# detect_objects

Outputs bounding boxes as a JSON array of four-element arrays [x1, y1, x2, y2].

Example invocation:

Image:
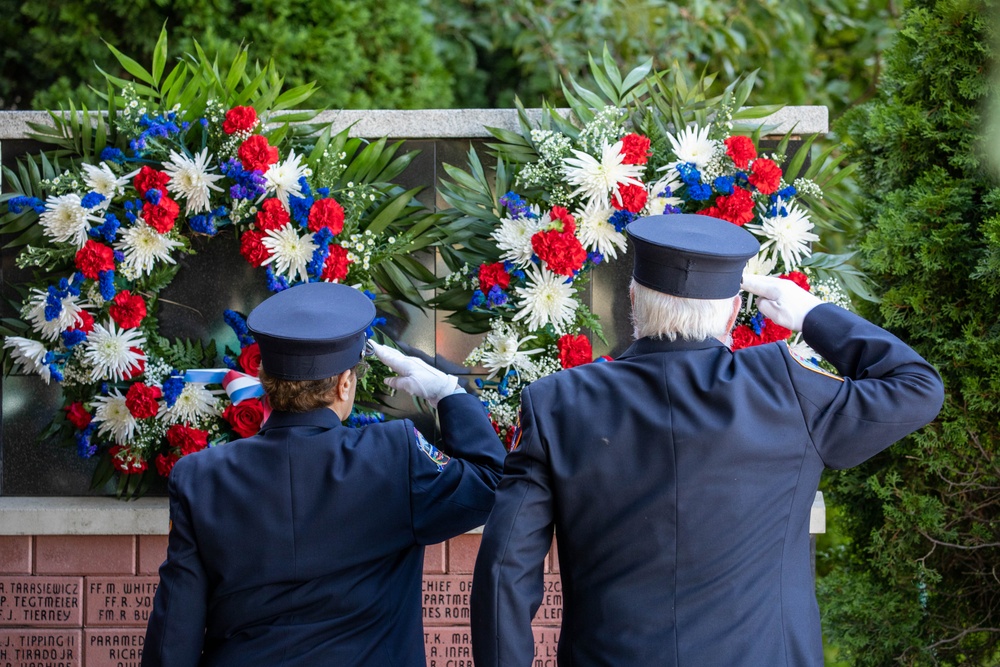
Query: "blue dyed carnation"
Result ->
[[713, 176, 735, 196], [688, 183, 713, 201], [161, 376, 186, 408], [80, 192, 106, 209], [62, 328, 88, 348], [100, 147, 126, 164], [98, 270, 116, 301], [609, 209, 636, 233]]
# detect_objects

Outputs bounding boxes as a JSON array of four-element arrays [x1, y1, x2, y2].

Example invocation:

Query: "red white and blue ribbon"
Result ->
[[183, 369, 265, 405]]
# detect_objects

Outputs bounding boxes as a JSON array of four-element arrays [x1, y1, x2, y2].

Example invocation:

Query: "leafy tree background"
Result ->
[[0, 0, 455, 110], [818, 0, 1000, 664], [2, 0, 893, 117]]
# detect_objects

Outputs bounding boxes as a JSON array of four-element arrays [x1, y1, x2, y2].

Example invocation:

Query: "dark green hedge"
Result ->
[[821, 0, 1000, 664], [0, 0, 453, 110]]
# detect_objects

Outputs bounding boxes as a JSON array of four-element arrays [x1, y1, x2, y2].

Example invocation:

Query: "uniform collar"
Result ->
[[617, 336, 729, 360], [258, 407, 343, 433]]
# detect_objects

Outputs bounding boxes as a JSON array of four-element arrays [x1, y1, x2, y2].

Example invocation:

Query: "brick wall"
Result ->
[[0, 533, 560, 667]]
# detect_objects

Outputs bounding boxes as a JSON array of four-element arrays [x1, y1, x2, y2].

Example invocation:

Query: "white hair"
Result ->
[[630, 279, 737, 342]]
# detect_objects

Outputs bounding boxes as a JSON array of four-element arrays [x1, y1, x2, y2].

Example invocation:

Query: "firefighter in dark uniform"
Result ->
[[142, 281, 505, 667], [470, 214, 944, 667]]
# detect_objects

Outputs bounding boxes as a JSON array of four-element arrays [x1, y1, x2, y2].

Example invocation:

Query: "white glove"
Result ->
[[371, 342, 462, 408], [740, 274, 823, 332]]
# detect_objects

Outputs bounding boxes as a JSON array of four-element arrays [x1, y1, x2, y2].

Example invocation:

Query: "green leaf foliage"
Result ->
[[3, 0, 452, 111], [822, 0, 1000, 664]]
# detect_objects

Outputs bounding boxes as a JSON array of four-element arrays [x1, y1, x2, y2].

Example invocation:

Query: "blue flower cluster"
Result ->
[[76, 423, 97, 459], [499, 192, 536, 220], [130, 111, 188, 154], [44, 274, 85, 322], [223, 309, 256, 347], [100, 147, 127, 164], [189, 206, 228, 236], [220, 159, 266, 200], [346, 409, 386, 428], [161, 376, 185, 408], [6, 196, 45, 215], [89, 212, 121, 243]]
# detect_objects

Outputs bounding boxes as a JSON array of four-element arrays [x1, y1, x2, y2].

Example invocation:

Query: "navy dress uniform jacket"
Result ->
[[470, 304, 944, 666], [143, 392, 504, 667]]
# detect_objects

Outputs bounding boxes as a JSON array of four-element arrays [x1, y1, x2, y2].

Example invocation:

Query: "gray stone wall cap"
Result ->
[[0, 107, 827, 141]]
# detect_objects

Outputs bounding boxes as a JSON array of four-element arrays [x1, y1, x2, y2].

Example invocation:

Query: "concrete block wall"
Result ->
[[0, 533, 561, 666]]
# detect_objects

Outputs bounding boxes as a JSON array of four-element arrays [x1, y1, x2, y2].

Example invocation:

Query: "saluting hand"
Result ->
[[370, 342, 462, 407], [741, 274, 823, 332]]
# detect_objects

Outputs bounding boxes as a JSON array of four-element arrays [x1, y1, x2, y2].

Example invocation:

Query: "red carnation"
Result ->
[[123, 348, 145, 380], [321, 244, 352, 282], [308, 198, 345, 234], [620, 133, 651, 165], [134, 166, 170, 197], [761, 318, 793, 343], [731, 324, 761, 351], [108, 290, 147, 329], [780, 271, 810, 291], [478, 262, 511, 294], [142, 195, 180, 234], [238, 342, 262, 377], [238, 134, 279, 173], [223, 399, 265, 438], [239, 230, 270, 267], [710, 187, 755, 226], [222, 106, 258, 134], [109, 445, 148, 474], [64, 402, 92, 430], [549, 206, 576, 234], [256, 197, 291, 231], [74, 240, 115, 280], [557, 334, 593, 369], [725, 136, 757, 170], [531, 229, 587, 276], [613, 183, 648, 214], [166, 423, 209, 456], [125, 382, 162, 419], [155, 452, 181, 478], [71, 309, 95, 334], [748, 158, 782, 195]]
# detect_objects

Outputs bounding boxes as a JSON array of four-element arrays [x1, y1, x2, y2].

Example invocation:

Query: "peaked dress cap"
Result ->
[[626, 214, 760, 299], [247, 282, 375, 380]]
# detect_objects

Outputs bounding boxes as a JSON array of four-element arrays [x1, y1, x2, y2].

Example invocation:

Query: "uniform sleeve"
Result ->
[[471, 386, 554, 667], [792, 303, 945, 469], [142, 464, 208, 667], [408, 391, 506, 544]]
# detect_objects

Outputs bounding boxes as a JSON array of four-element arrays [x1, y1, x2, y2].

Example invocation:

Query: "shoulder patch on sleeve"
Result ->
[[785, 342, 844, 382], [509, 410, 523, 452], [414, 427, 451, 471]]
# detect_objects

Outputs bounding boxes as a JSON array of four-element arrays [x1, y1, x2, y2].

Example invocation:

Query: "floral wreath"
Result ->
[[434, 52, 870, 448], [0, 30, 442, 497]]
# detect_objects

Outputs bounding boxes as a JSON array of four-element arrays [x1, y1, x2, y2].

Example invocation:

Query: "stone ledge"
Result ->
[[0, 494, 825, 536], [0, 107, 827, 141]]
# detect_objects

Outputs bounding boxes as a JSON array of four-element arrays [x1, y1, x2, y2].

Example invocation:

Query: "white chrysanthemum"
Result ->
[[479, 322, 543, 379], [575, 199, 626, 260], [563, 141, 644, 206], [163, 148, 225, 215], [643, 173, 685, 216], [261, 223, 317, 283], [39, 193, 105, 248], [667, 124, 719, 170], [91, 389, 137, 445], [263, 149, 308, 210], [743, 252, 778, 278], [159, 383, 220, 424], [24, 288, 90, 341], [114, 222, 183, 277], [747, 200, 819, 270], [513, 266, 579, 332], [3, 336, 52, 383], [81, 321, 146, 382], [82, 162, 135, 201], [492, 208, 547, 267]]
